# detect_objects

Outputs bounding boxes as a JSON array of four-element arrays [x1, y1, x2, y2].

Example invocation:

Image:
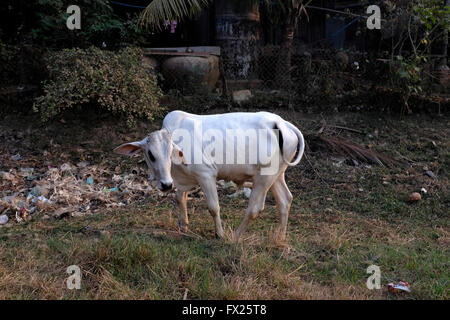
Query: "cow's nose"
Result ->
[[160, 182, 173, 191]]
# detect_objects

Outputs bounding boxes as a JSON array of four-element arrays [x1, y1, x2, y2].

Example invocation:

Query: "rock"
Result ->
[[0, 214, 8, 225], [409, 192, 422, 202], [232, 90, 252, 104]]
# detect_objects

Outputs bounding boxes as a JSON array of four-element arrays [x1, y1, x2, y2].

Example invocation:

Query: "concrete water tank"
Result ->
[[215, 0, 260, 80]]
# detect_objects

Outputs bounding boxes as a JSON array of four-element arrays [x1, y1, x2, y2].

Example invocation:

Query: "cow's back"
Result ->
[[163, 110, 282, 133]]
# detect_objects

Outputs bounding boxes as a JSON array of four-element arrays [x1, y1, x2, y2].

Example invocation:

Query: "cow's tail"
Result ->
[[277, 120, 305, 166]]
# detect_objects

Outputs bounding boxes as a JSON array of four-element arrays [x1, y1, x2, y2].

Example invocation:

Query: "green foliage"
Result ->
[[33, 47, 164, 124], [24, 0, 151, 48], [386, 0, 449, 111], [413, 0, 450, 32], [139, 0, 210, 31]]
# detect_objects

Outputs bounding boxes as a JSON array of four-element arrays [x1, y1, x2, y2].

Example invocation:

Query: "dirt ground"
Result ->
[[0, 109, 448, 299]]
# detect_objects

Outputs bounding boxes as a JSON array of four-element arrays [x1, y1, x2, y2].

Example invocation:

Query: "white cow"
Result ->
[[114, 110, 305, 241]]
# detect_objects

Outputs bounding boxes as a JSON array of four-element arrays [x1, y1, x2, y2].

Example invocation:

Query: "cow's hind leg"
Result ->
[[270, 173, 293, 242], [233, 175, 277, 241], [176, 190, 189, 232], [199, 178, 225, 238]]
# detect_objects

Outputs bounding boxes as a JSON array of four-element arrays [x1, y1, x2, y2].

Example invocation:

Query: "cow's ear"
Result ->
[[171, 143, 186, 165], [114, 141, 144, 156]]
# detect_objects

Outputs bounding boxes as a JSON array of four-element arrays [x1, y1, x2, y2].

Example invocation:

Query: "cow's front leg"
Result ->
[[199, 178, 225, 238], [176, 190, 189, 232]]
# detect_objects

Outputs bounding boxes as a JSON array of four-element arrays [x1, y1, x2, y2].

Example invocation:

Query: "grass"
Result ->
[[0, 110, 449, 299]]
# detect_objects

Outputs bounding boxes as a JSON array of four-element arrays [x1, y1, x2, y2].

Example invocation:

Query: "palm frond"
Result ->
[[308, 135, 397, 167], [139, 0, 211, 31]]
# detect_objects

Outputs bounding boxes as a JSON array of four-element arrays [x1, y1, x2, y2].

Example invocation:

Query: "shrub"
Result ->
[[33, 47, 164, 124]]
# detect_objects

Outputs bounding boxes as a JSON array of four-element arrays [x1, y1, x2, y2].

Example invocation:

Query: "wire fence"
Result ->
[[155, 45, 367, 95], [155, 43, 448, 101]]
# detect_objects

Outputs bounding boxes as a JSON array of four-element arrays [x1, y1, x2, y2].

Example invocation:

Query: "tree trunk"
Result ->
[[275, 2, 300, 88], [276, 20, 295, 86]]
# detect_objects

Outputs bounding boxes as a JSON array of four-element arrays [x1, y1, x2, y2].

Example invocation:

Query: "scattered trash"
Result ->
[[11, 153, 22, 161], [409, 192, 422, 202], [30, 185, 50, 198], [0, 160, 154, 222], [229, 188, 252, 199], [77, 161, 89, 168], [0, 171, 15, 181], [388, 281, 411, 293], [218, 180, 237, 190], [425, 170, 436, 179], [0, 214, 8, 225], [60, 163, 73, 172], [103, 187, 118, 193], [232, 90, 252, 104], [420, 187, 427, 194], [243, 187, 251, 198], [18, 167, 34, 177], [27, 193, 52, 205]]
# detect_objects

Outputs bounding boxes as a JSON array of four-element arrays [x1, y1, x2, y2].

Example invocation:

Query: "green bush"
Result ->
[[33, 47, 164, 124]]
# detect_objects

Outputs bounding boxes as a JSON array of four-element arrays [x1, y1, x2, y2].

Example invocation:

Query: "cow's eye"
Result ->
[[147, 150, 155, 162]]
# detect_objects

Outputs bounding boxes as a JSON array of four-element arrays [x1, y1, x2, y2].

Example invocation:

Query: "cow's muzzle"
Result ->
[[160, 182, 173, 192]]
